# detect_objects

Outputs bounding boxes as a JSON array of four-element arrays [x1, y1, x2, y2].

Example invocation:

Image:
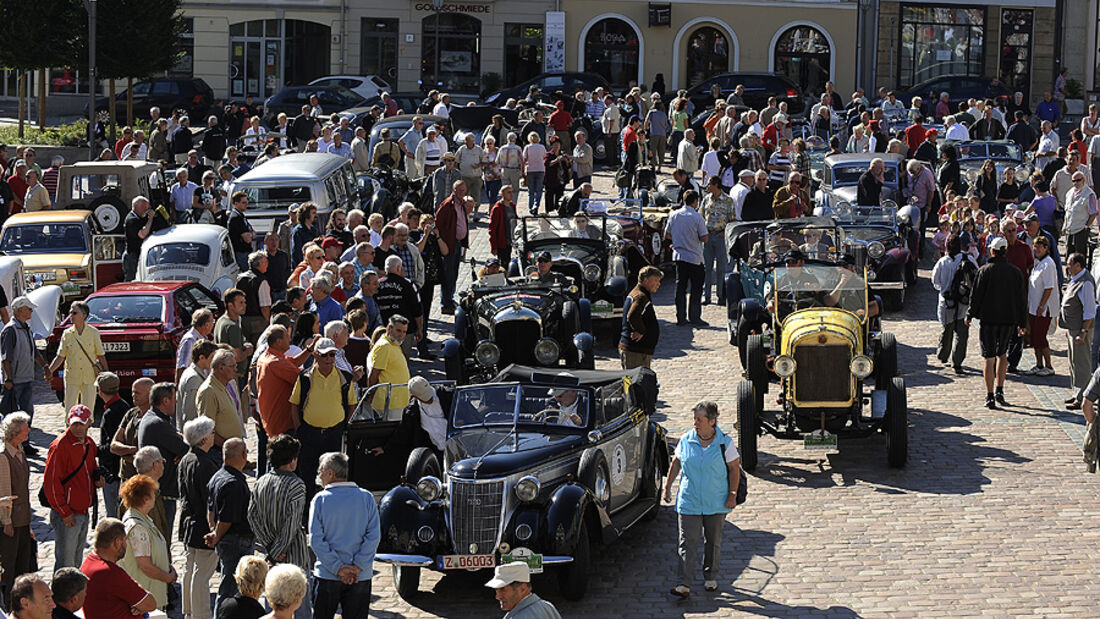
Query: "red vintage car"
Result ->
[[46, 281, 223, 400]]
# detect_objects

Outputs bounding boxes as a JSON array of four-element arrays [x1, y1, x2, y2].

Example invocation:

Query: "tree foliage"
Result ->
[[0, 0, 83, 70], [78, 0, 187, 79]]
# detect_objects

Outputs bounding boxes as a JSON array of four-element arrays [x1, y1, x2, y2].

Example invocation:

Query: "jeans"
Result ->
[[526, 171, 545, 213], [937, 319, 969, 368], [101, 480, 120, 519], [51, 511, 90, 569], [485, 179, 502, 206], [122, 250, 139, 281], [441, 251, 461, 311], [702, 234, 728, 304], [677, 512, 724, 585], [297, 421, 346, 499], [235, 251, 250, 272], [1, 382, 34, 419], [675, 261, 705, 323], [214, 533, 255, 612], [312, 577, 372, 619], [418, 285, 435, 355], [546, 186, 564, 214], [183, 546, 218, 619]]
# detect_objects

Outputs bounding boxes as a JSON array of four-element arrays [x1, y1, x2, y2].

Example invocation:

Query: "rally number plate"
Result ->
[[803, 431, 838, 451]]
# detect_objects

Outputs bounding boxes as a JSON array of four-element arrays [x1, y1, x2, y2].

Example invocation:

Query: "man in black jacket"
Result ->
[[201, 115, 227, 167], [170, 116, 193, 165], [966, 236, 1027, 408], [856, 158, 884, 205], [619, 265, 663, 369], [741, 170, 775, 221], [290, 104, 316, 152]]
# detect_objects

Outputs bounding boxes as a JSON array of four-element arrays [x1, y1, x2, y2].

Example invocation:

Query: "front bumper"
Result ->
[[868, 280, 904, 290], [374, 553, 574, 569]]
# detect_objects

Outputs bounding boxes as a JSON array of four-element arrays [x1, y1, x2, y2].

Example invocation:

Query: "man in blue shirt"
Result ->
[[354, 271, 383, 334], [1, 296, 48, 454], [309, 452, 379, 619], [1037, 91, 1060, 126], [664, 190, 709, 326], [310, 275, 345, 329]]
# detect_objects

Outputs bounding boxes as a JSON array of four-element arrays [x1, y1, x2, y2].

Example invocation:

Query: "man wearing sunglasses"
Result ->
[[1062, 171, 1098, 259]]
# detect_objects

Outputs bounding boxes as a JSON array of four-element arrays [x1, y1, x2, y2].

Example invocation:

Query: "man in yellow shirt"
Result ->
[[367, 316, 410, 421], [196, 349, 245, 459], [289, 337, 357, 496]]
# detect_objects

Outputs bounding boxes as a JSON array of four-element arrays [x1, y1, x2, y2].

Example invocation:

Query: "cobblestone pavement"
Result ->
[[19, 167, 1100, 617]]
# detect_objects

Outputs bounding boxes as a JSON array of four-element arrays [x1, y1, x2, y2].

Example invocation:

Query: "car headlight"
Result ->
[[1015, 167, 1029, 183], [533, 338, 560, 365], [474, 341, 501, 367], [514, 476, 540, 502], [867, 270, 877, 281], [774, 355, 797, 377], [415, 476, 442, 502], [867, 241, 885, 259], [850, 355, 874, 378], [882, 199, 898, 209], [965, 169, 979, 184], [583, 264, 601, 282]]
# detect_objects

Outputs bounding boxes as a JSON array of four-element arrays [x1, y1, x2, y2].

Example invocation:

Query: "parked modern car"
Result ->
[[888, 75, 1012, 111], [484, 72, 613, 106], [86, 78, 215, 124], [54, 160, 160, 234], [309, 75, 392, 101], [686, 72, 805, 117], [372, 364, 665, 601], [136, 225, 240, 297], [366, 114, 448, 160], [0, 210, 125, 303], [262, 85, 365, 125], [45, 281, 223, 399], [228, 153, 360, 236]]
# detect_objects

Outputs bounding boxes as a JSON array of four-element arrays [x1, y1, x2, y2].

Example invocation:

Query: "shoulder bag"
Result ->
[[39, 442, 91, 509]]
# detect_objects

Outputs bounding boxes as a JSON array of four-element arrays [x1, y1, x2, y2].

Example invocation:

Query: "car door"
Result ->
[[595, 382, 643, 512], [212, 235, 240, 297], [91, 232, 125, 291], [149, 80, 181, 117]]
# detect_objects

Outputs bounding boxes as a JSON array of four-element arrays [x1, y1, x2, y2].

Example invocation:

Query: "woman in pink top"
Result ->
[[522, 132, 547, 215]]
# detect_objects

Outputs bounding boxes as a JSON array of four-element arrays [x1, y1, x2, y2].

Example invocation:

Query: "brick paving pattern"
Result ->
[[16, 167, 1100, 617]]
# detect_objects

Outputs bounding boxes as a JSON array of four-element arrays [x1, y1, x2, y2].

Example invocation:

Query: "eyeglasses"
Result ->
[[1074, 178, 1085, 183], [319, 352, 337, 358]]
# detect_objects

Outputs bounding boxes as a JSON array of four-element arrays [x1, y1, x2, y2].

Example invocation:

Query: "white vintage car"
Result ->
[[0, 256, 63, 338], [136, 225, 240, 298]]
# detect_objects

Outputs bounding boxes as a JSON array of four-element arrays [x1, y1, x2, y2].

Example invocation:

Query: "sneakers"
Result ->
[[1037, 367, 1055, 377], [995, 391, 1007, 406], [670, 585, 690, 599], [704, 580, 718, 592], [1023, 365, 1043, 376], [985, 394, 997, 409]]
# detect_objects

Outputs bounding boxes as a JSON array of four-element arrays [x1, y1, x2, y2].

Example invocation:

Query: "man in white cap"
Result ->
[[545, 374, 585, 426], [369, 375, 446, 458], [485, 561, 561, 618], [1, 296, 48, 455]]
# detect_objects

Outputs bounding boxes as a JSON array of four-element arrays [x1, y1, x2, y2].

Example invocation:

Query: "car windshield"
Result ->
[[240, 186, 312, 211], [452, 384, 588, 429], [770, 264, 868, 318], [521, 216, 620, 242], [69, 174, 121, 201], [0, 223, 87, 254], [87, 295, 165, 324], [843, 226, 895, 243], [831, 164, 898, 186], [758, 224, 843, 263], [957, 142, 1021, 161], [823, 206, 896, 227], [144, 242, 211, 266]]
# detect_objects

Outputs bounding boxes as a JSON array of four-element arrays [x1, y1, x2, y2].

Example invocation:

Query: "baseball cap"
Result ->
[[1022, 213, 1039, 223], [486, 256, 501, 266], [10, 296, 36, 311], [485, 562, 531, 589], [774, 114, 787, 124], [321, 237, 342, 250], [94, 372, 120, 393], [408, 376, 435, 402], [68, 405, 92, 425], [738, 169, 755, 179], [988, 236, 1008, 251], [536, 251, 552, 262], [314, 337, 338, 355]]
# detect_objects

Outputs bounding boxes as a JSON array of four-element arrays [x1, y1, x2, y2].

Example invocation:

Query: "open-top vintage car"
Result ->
[[582, 198, 670, 267], [373, 365, 665, 601], [442, 265, 595, 385], [819, 204, 918, 310], [512, 215, 640, 321], [813, 153, 904, 209], [955, 140, 1032, 193]]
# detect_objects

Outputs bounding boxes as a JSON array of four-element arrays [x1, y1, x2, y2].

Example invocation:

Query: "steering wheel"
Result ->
[[531, 408, 559, 423]]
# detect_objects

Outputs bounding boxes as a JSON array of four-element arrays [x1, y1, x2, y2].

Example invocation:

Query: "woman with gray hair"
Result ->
[[263, 563, 309, 617], [178, 416, 220, 619], [662, 401, 740, 598], [0, 411, 35, 598]]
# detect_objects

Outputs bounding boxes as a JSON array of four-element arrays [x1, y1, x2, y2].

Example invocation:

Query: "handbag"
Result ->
[[39, 442, 91, 509], [614, 167, 633, 189], [720, 441, 748, 506], [72, 333, 105, 375]]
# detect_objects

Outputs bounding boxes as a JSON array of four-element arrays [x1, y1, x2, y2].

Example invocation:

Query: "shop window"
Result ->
[[422, 14, 482, 93], [773, 25, 830, 96], [505, 24, 544, 87], [899, 5, 985, 88], [686, 27, 729, 86], [583, 18, 639, 90], [169, 18, 194, 78], [361, 18, 399, 82]]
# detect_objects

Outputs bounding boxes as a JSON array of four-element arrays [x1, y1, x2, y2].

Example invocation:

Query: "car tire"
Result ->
[[405, 447, 441, 484], [641, 441, 662, 521], [746, 333, 767, 412], [577, 448, 610, 507], [557, 517, 590, 601], [737, 380, 759, 472], [392, 565, 420, 601], [444, 353, 464, 383], [562, 300, 580, 334], [89, 196, 128, 234], [886, 376, 908, 468], [876, 332, 898, 390]]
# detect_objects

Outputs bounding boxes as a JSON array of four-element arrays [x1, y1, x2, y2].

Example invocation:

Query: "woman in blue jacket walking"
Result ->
[[663, 400, 741, 598]]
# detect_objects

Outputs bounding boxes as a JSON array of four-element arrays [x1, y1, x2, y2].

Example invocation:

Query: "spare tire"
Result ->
[[577, 448, 610, 507], [89, 195, 128, 234]]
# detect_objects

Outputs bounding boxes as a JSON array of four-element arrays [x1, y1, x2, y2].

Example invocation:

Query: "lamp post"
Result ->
[[433, 0, 442, 88], [83, 0, 97, 161]]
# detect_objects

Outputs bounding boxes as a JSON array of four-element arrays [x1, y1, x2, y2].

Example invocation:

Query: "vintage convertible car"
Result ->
[[819, 204, 918, 310], [442, 267, 595, 385], [512, 215, 639, 321], [373, 365, 665, 601], [582, 198, 669, 267], [956, 140, 1032, 193], [731, 222, 907, 471], [814, 153, 904, 209]]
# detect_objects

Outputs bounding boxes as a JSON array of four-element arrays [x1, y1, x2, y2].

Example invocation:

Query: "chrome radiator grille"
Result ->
[[449, 479, 504, 554]]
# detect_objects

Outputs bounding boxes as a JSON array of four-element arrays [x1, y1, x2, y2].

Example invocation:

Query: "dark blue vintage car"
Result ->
[[820, 205, 918, 310], [373, 365, 665, 601]]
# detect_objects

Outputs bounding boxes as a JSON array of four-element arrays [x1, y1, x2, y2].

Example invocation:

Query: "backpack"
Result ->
[[943, 255, 977, 308]]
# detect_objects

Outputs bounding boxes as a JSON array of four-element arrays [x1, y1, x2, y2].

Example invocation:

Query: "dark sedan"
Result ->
[[686, 72, 805, 117], [886, 75, 1011, 112], [484, 72, 612, 106], [262, 85, 365, 125], [86, 78, 215, 124]]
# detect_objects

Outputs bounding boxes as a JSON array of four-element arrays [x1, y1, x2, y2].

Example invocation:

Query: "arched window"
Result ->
[[583, 19, 639, 90], [422, 14, 482, 92], [774, 25, 831, 95], [686, 27, 729, 86]]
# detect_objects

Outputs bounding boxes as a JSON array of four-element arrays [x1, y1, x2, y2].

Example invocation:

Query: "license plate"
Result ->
[[593, 300, 614, 315], [437, 554, 495, 570], [803, 430, 838, 451], [501, 548, 543, 574], [102, 342, 130, 353], [61, 282, 80, 294]]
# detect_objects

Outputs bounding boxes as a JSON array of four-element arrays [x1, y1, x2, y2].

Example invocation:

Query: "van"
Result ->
[[228, 153, 360, 237]]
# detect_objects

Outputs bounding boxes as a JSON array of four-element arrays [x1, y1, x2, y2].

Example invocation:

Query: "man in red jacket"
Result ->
[[44, 405, 104, 568], [435, 180, 472, 314], [489, 184, 518, 266]]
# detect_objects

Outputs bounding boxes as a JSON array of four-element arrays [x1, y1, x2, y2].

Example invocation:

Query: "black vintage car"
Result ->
[[441, 269, 595, 384], [819, 205, 919, 311], [373, 365, 666, 601], [512, 215, 646, 322]]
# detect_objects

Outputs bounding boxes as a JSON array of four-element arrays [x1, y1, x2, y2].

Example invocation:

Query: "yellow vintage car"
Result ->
[[0, 210, 125, 303], [737, 260, 907, 471]]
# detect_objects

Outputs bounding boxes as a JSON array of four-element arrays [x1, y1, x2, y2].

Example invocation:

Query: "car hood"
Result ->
[[447, 430, 586, 479], [829, 186, 859, 204], [15, 253, 90, 270]]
